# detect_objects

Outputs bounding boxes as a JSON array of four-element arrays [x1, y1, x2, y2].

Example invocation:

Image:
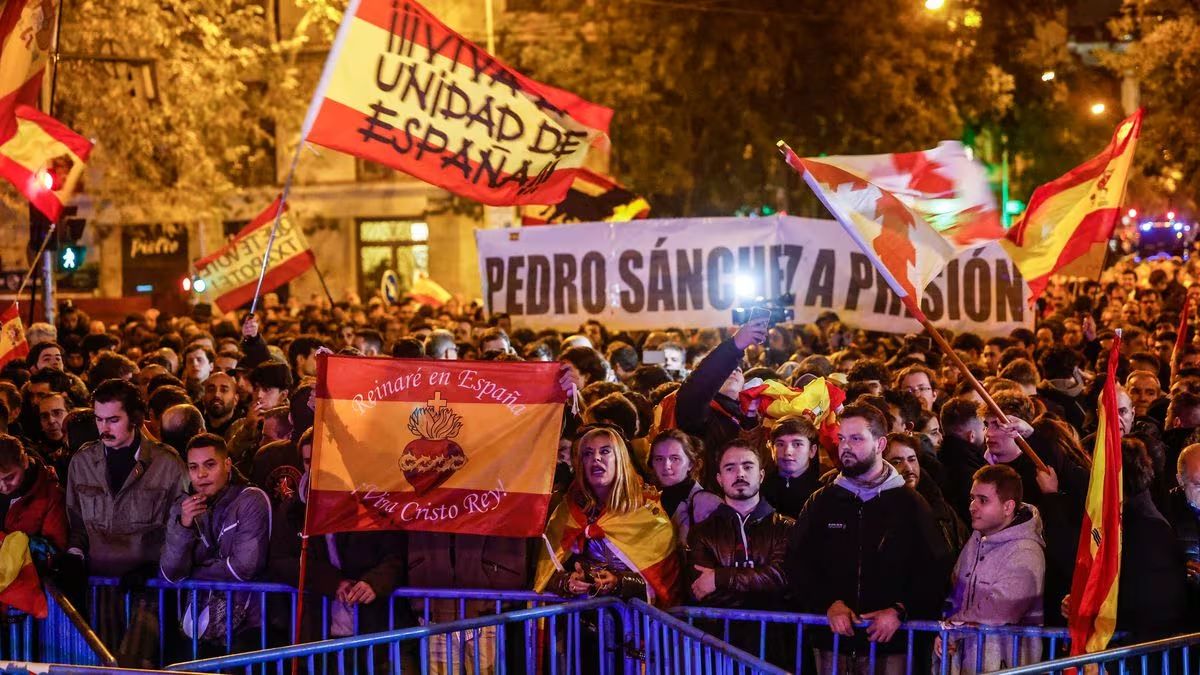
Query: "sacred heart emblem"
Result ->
[[399, 392, 468, 495]]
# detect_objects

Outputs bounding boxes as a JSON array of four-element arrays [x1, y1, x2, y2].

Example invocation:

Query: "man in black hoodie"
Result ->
[[786, 403, 949, 674], [761, 415, 822, 519], [675, 318, 767, 472]]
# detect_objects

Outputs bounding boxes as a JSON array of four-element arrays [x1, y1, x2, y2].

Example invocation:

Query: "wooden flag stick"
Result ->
[[909, 300, 1049, 473]]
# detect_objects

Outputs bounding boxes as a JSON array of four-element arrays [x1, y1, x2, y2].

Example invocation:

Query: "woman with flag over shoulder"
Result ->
[[535, 424, 680, 608]]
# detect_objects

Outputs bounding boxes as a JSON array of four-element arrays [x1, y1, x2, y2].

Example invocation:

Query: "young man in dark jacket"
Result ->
[[688, 439, 795, 668], [761, 415, 822, 519], [786, 403, 949, 675]]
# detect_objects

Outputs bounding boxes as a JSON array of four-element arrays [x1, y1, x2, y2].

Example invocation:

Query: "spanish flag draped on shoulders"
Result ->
[[535, 428, 680, 606]]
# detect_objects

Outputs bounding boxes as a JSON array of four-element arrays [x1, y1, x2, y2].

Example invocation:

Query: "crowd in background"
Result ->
[[3, 252, 1200, 672]]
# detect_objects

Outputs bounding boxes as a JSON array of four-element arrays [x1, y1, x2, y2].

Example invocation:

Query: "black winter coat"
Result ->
[[676, 340, 756, 471], [786, 475, 950, 653], [686, 500, 794, 608], [1117, 490, 1188, 642], [761, 463, 821, 520]]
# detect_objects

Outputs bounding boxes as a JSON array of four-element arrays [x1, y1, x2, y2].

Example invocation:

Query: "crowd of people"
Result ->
[[4, 252, 1200, 673]]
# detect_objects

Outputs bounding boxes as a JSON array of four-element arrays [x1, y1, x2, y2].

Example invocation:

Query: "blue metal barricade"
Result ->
[[673, 605, 1074, 674], [166, 597, 787, 675], [0, 583, 115, 666], [86, 577, 566, 665], [995, 631, 1200, 674]]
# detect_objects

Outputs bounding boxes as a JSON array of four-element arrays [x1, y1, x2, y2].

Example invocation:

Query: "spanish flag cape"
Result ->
[[535, 487, 681, 607]]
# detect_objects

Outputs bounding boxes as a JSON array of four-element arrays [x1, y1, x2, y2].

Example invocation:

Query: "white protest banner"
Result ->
[[476, 216, 1032, 338]]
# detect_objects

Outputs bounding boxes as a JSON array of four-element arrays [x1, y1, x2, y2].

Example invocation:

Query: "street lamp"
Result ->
[[924, 0, 946, 10], [1090, 102, 1107, 115], [1041, 70, 1056, 82]]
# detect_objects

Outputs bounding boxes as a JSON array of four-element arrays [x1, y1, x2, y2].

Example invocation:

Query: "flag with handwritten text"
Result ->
[[302, 0, 612, 206], [308, 355, 567, 536], [194, 197, 315, 312]]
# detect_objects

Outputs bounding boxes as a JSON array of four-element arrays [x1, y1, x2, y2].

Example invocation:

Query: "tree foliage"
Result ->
[[509, 0, 1116, 217], [1108, 0, 1200, 211], [51, 0, 340, 223]]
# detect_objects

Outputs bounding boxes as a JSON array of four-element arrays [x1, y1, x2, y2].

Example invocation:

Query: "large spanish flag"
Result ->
[[0, 0, 54, 140], [0, 106, 92, 222], [0, 531, 47, 618], [309, 355, 566, 536], [1002, 110, 1142, 302], [1068, 330, 1123, 656], [0, 302, 28, 369], [194, 197, 315, 312], [534, 491, 681, 607], [301, 0, 612, 206]]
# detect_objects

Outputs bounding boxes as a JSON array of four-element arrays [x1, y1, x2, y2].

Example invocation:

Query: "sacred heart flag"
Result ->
[[308, 355, 567, 537]]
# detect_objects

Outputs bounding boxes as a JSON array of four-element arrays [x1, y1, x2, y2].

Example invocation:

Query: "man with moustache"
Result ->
[[65, 379, 186, 579], [786, 403, 948, 675]]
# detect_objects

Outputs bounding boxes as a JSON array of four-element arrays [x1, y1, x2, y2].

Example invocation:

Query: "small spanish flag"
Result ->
[[0, 105, 93, 222], [1002, 110, 1142, 302], [521, 169, 651, 225], [0, 303, 28, 369], [0, 0, 55, 140], [0, 531, 48, 618]]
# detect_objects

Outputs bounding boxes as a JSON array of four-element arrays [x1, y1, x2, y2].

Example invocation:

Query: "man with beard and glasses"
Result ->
[[786, 403, 949, 675], [200, 372, 241, 439], [35, 392, 72, 482], [687, 440, 795, 667], [885, 433, 967, 555]]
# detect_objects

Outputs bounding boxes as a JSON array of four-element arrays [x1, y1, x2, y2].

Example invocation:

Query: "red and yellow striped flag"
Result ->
[[0, 531, 47, 618], [194, 197, 315, 313], [0, 0, 54, 140], [0, 303, 28, 369], [1068, 330, 1123, 655], [0, 105, 91, 222], [1002, 110, 1142, 303], [302, 0, 611, 206], [309, 355, 566, 536], [535, 493, 681, 607]]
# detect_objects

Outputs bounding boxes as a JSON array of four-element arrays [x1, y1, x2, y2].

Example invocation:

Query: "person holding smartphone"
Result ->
[[674, 318, 768, 476]]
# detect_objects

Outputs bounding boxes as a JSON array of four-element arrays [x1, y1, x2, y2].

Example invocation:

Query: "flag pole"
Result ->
[[10, 224, 55, 314], [311, 262, 336, 309], [906, 297, 1048, 472], [249, 0, 363, 317]]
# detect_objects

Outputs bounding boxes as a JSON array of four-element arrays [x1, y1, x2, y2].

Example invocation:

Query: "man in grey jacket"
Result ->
[[160, 433, 271, 583], [938, 464, 1045, 673], [66, 379, 187, 579]]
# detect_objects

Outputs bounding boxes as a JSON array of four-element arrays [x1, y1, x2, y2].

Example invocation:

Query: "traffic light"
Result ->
[[1005, 199, 1026, 216], [57, 245, 86, 272]]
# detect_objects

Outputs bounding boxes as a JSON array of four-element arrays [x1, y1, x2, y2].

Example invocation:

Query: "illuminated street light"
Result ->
[[1127, 208, 1137, 218], [1090, 102, 1107, 116], [1168, 211, 1176, 220], [1041, 70, 1056, 82], [924, 0, 945, 10]]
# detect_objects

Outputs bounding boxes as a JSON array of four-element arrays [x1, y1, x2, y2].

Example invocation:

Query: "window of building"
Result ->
[[357, 219, 429, 300]]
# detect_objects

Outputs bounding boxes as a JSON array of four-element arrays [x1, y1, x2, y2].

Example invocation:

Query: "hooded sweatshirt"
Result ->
[[943, 504, 1046, 674]]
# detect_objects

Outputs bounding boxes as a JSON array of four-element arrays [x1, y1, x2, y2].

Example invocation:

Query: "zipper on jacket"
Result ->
[[736, 511, 752, 565], [854, 500, 865, 657]]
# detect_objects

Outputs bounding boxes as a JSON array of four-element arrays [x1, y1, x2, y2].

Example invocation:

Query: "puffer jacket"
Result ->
[[686, 499, 794, 608], [65, 435, 186, 576], [159, 481, 273, 583], [943, 504, 1045, 674]]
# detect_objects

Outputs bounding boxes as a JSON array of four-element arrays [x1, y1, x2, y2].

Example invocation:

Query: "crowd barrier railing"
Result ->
[[165, 596, 788, 675], [672, 605, 1074, 675], [86, 576, 565, 664], [995, 631, 1200, 674], [0, 582, 116, 666]]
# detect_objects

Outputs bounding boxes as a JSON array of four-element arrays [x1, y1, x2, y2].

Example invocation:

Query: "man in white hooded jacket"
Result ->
[[938, 464, 1045, 674]]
